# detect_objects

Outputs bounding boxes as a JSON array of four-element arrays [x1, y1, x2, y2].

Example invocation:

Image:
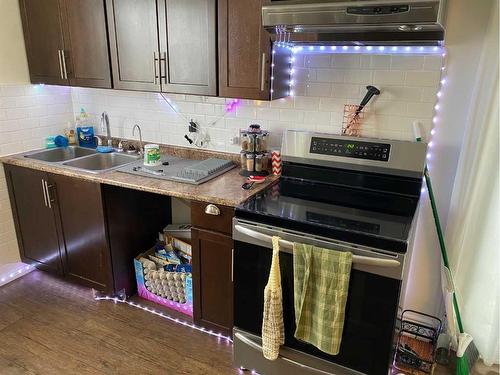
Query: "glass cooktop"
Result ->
[[236, 178, 419, 252]]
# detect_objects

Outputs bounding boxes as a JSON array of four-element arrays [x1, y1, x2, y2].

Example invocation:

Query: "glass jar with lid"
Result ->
[[246, 153, 255, 171], [240, 151, 247, 169], [255, 154, 263, 172]]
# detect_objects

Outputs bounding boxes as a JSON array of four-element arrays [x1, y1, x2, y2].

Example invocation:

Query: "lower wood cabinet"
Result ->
[[4, 165, 170, 295], [191, 200, 234, 336], [5, 166, 63, 274], [51, 174, 112, 291], [192, 228, 234, 337]]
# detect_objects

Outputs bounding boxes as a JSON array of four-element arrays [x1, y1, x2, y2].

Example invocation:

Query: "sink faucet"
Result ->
[[132, 124, 144, 155], [100, 111, 112, 147]]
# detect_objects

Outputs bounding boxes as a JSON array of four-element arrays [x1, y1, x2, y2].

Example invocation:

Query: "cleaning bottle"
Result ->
[[76, 108, 96, 148]]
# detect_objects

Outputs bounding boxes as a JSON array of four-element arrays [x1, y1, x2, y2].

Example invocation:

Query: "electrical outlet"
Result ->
[[189, 120, 198, 133]]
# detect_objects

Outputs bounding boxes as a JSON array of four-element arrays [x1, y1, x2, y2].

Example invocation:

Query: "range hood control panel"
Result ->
[[310, 137, 391, 162], [347, 5, 409, 15]]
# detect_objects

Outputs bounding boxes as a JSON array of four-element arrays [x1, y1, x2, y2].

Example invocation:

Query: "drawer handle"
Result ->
[[204, 204, 220, 216]]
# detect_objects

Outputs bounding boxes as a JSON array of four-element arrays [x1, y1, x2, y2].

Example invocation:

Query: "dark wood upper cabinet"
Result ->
[[106, 0, 161, 92], [158, 0, 217, 95], [218, 0, 290, 100], [107, 0, 216, 95], [4, 165, 63, 274], [51, 174, 113, 292], [59, 0, 112, 88], [19, 0, 111, 88], [19, 0, 67, 85]]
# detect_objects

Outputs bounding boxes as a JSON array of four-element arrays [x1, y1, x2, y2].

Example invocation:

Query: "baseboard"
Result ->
[[0, 262, 34, 287]]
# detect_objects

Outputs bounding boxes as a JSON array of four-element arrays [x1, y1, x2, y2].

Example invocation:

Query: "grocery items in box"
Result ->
[[134, 237, 193, 316]]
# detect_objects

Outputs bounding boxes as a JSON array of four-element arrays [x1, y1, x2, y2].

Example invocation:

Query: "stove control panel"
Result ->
[[310, 137, 391, 162]]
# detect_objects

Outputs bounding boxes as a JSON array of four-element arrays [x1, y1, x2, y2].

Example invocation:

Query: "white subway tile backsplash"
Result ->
[[236, 106, 256, 119], [68, 52, 442, 155], [331, 84, 360, 99], [306, 82, 332, 97], [405, 71, 441, 87], [373, 70, 406, 86], [391, 56, 425, 70], [332, 55, 360, 69], [370, 55, 392, 69], [305, 54, 332, 68], [423, 56, 444, 71], [0, 84, 73, 263], [407, 102, 435, 117], [279, 109, 304, 123], [302, 110, 331, 125], [343, 70, 373, 85], [256, 107, 280, 121], [315, 69, 344, 83]]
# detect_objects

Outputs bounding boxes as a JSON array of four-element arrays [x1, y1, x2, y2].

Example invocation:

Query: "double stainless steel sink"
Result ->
[[24, 146, 139, 173]]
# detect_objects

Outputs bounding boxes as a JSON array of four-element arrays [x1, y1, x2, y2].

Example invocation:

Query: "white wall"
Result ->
[[403, 0, 496, 316], [0, 85, 74, 264], [0, 0, 30, 84], [72, 52, 443, 151]]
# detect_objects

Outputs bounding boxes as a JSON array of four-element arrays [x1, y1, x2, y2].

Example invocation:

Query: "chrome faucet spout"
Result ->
[[132, 124, 144, 155], [100, 111, 112, 146]]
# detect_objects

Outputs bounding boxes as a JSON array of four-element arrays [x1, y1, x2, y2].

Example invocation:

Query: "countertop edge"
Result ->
[[0, 154, 278, 208]]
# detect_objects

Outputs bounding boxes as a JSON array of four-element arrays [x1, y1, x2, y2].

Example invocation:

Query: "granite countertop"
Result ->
[[0, 148, 278, 207]]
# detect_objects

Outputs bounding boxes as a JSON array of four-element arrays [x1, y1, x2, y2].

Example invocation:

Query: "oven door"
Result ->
[[233, 219, 405, 375]]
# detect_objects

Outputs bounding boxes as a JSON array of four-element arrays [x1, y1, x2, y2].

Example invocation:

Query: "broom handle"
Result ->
[[424, 165, 465, 334]]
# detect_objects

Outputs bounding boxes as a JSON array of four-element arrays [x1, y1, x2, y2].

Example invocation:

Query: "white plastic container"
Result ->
[[143, 144, 161, 166]]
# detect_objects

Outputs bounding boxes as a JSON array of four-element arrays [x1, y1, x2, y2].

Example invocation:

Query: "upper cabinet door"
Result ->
[[158, 0, 217, 96], [106, 0, 161, 92], [59, 0, 112, 88], [19, 0, 68, 85], [218, 0, 271, 100]]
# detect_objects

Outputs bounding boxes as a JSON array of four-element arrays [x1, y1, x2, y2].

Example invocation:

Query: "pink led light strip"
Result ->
[[94, 296, 233, 343]]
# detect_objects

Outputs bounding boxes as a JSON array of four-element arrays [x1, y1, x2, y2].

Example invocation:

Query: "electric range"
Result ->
[[232, 130, 427, 375]]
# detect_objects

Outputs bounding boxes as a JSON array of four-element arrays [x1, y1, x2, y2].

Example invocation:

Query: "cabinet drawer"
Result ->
[[191, 201, 234, 235]]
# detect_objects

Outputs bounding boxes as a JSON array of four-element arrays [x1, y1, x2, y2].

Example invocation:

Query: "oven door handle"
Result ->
[[235, 331, 338, 375], [234, 224, 401, 268]]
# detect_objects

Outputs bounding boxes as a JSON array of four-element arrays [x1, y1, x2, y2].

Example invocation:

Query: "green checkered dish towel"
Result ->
[[293, 243, 352, 355]]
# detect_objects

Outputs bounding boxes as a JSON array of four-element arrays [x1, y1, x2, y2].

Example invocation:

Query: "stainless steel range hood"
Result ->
[[262, 0, 446, 45]]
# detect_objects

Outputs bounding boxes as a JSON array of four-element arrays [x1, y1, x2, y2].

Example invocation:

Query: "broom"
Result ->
[[423, 166, 479, 374]]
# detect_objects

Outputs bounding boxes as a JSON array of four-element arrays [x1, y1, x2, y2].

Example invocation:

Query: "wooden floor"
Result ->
[[0, 270, 236, 375], [0, 271, 497, 375]]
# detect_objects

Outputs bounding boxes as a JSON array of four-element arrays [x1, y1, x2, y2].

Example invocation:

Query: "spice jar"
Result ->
[[240, 133, 249, 151], [255, 154, 263, 172], [247, 134, 255, 152], [246, 153, 255, 171], [249, 124, 261, 133], [255, 134, 263, 152], [240, 151, 247, 169], [261, 132, 269, 151], [262, 153, 269, 171]]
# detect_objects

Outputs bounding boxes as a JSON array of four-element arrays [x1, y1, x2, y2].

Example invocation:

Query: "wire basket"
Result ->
[[394, 310, 442, 374], [342, 104, 365, 136]]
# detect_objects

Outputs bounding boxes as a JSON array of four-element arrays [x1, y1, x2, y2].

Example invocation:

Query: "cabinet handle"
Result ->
[[231, 248, 234, 282], [41, 179, 48, 207], [61, 50, 68, 79], [44, 180, 53, 209], [160, 51, 167, 85], [204, 204, 220, 216], [260, 52, 266, 91], [153, 51, 160, 86], [57, 50, 64, 80]]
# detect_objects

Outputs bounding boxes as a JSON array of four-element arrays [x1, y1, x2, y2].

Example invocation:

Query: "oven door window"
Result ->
[[234, 240, 401, 375]]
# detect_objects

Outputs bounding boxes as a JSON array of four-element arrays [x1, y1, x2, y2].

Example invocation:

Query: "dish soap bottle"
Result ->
[[76, 108, 96, 148], [64, 121, 77, 145]]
